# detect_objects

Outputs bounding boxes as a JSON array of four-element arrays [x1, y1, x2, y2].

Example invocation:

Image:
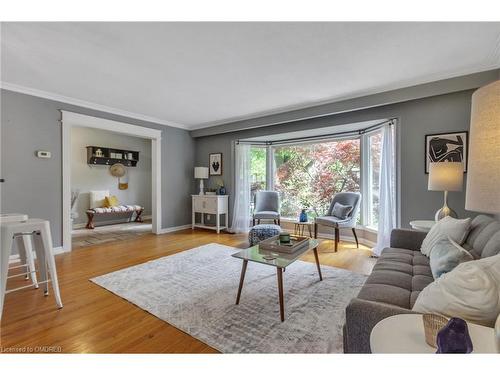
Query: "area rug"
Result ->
[[90, 243, 367, 353]]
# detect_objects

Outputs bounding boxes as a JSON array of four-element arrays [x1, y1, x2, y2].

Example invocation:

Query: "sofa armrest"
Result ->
[[390, 229, 427, 251], [343, 298, 416, 353]]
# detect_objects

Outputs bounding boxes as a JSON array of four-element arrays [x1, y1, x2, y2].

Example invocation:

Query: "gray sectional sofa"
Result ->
[[343, 214, 500, 353]]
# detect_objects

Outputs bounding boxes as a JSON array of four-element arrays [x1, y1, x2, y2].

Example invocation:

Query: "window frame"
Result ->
[[247, 123, 398, 231]]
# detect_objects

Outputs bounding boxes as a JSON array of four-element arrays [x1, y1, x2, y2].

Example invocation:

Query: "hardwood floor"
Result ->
[[1, 229, 375, 353]]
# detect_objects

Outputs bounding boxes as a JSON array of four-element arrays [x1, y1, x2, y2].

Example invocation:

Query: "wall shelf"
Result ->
[[86, 146, 140, 167]]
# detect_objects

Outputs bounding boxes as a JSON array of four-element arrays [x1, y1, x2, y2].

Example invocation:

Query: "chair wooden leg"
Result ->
[[314, 223, 318, 239], [334, 228, 339, 252], [85, 212, 95, 229], [352, 228, 359, 248], [253, 218, 255, 226]]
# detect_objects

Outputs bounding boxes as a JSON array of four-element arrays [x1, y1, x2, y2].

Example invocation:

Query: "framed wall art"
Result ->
[[209, 153, 223, 176], [425, 131, 468, 173]]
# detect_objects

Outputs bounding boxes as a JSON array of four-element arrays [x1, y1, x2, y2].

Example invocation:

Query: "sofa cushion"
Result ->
[[356, 247, 434, 309], [463, 215, 500, 259]]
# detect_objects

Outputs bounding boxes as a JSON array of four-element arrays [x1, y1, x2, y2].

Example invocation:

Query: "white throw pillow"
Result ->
[[413, 254, 500, 326], [420, 216, 472, 257], [429, 237, 474, 279]]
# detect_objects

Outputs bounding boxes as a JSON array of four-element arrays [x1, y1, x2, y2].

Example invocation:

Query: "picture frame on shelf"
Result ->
[[425, 131, 468, 173], [209, 153, 223, 176]]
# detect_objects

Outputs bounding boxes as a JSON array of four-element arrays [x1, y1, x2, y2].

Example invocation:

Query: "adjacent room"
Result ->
[[70, 126, 152, 250], [1, 20, 500, 359]]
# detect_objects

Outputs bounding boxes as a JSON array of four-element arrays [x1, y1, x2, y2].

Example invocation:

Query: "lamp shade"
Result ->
[[466, 80, 500, 213], [194, 167, 209, 179], [428, 162, 463, 192]]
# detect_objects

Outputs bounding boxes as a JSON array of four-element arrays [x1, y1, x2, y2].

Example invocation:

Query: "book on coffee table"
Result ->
[[258, 235, 309, 254]]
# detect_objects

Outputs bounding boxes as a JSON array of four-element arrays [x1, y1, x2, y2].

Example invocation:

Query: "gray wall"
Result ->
[[71, 126, 152, 225], [1, 89, 195, 248], [194, 90, 480, 228]]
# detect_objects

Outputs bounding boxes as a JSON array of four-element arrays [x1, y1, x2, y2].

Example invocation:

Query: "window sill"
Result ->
[[279, 218, 378, 233]]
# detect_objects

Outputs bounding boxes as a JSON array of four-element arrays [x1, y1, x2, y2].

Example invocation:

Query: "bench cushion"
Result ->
[[88, 205, 143, 214]]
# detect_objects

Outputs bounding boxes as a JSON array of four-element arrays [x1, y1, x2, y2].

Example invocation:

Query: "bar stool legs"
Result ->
[[1, 219, 63, 321], [17, 235, 39, 288]]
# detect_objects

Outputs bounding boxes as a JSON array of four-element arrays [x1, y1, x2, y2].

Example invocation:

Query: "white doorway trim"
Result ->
[[61, 111, 162, 252]]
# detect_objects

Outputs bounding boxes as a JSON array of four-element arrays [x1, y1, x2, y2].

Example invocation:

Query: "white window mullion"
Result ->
[[266, 145, 274, 191], [360, 134, 370, 226]]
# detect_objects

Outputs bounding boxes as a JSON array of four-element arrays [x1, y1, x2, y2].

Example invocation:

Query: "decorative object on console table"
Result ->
[[466, 80, 500, 215], [209, 153, 223, 176], [428, 162, 463, 221], [194, 167, 209, 195], [191, 194, 228, 233], [425, 131, 467, 173], [436, 317, 473, 354]]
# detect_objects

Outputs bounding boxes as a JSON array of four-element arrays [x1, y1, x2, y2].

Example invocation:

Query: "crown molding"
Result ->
[[0, 81, 189, 130]]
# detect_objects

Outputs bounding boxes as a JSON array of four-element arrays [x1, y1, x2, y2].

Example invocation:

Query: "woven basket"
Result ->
[[423, 313, 449, 348]]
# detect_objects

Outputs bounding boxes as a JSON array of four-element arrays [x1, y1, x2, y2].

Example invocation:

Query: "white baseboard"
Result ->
[[9, 246, 67, 264], [156, 224, 192, 234], [72, 215, 152, 229]]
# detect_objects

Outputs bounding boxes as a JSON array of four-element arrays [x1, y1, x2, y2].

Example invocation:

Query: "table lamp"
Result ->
[[428, 162, 463, 221], [466, 80, 500, 215], [194, 167, 209, 195]]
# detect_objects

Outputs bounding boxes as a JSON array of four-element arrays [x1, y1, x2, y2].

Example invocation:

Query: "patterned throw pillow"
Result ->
[[429, 236, 474, 279], [420, 216, 472, 257], [332, 202, 353, 220]]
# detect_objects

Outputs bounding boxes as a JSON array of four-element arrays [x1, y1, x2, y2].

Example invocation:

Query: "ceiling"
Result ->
[[2, 22, 500, 130]]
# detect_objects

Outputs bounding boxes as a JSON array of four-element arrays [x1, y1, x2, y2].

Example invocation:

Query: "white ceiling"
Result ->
[[2, 22, 500, 130]]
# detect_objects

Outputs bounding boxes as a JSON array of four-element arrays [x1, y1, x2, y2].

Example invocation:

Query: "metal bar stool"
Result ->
[[1, 219, 63, 321]]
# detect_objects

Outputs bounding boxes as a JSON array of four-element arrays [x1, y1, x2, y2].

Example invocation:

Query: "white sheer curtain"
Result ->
[[230, 144, 251, 233], [373, 124, 396, 256]]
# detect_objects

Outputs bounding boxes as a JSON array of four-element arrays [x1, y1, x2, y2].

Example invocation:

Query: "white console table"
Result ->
[[192, 195, 229, 233]]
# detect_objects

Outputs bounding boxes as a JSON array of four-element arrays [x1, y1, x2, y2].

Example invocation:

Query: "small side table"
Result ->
[[293, 221, 314, 237], [409, 220, 435, 232], [370, 314, 497, 353]]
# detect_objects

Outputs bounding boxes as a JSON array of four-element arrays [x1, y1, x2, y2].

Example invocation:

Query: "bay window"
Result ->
[[246, 122, 396, 230]]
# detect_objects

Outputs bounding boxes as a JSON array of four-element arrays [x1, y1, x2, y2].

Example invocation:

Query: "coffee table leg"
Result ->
[[236, 260, 248, 305], [277, 267, 285, 321], [313, 247, 323, 281]]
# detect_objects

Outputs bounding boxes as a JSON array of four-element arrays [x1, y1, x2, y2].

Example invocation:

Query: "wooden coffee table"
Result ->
[[231, 239, 322, 321]]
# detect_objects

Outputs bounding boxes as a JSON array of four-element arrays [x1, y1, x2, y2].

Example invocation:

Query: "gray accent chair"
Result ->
[[314, 192, 361, 251], [253, 191, 280, 226], [343, 214, 500, 353]]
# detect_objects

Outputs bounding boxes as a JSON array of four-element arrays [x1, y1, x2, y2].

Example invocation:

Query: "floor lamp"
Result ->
[[465, 80, 500, 352]]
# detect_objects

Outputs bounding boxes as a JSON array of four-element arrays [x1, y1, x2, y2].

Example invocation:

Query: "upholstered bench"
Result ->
[[248, 224, 281, 246], [86, 205, 144, 229], [85, 190, 144, 229]]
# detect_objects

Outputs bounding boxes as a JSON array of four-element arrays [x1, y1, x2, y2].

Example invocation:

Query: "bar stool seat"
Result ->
[[1, 219, 63, 321]]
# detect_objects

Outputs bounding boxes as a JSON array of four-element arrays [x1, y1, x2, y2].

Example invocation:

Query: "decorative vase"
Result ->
[[436, 317, 473, 354], [218, 186, 226, 195], [299, 209, 308, 223]]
